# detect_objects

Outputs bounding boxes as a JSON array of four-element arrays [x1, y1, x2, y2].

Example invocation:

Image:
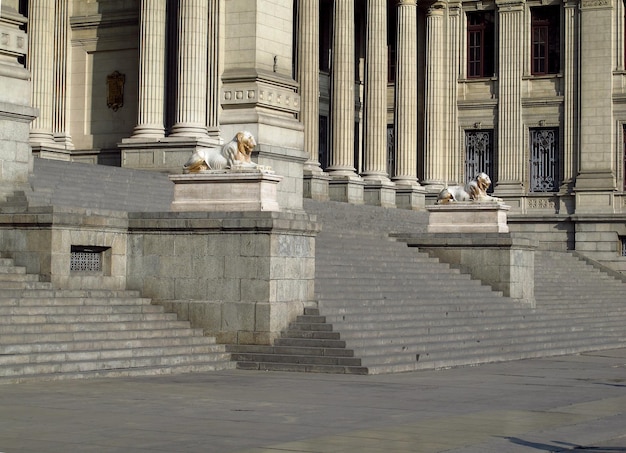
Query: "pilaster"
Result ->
[[495, 0, 525, 196], [0, 1, 36, 200], [220, 0, 305, 212], [574, 0, 616, 213]]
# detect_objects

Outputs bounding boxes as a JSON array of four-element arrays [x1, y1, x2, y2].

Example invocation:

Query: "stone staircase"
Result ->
[[27, 157, 174, 212], [0, 254, 234, 383], [231, 199, 626, 374]]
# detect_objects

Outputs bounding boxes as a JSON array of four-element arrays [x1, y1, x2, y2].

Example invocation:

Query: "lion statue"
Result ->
[[436, 172, 503, 204], [183, 131, 257, 173]]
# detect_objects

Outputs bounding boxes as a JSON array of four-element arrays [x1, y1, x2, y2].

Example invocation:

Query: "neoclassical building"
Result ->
[[3, 0, 626, 270]]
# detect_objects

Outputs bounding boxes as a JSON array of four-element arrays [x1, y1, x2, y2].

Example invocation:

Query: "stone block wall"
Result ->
[[0, 206, 129, 290], [126, 211, 319, 344]]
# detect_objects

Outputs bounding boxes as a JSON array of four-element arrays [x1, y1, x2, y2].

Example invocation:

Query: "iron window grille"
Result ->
[[621, 237, 626, 257], [465, 129, 495, 192], [70, 246, 108, 272], [530, 128, 559, 192]]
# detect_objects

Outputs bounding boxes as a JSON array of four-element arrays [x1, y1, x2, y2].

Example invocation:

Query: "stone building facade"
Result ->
[[4, 0, 626, 272]]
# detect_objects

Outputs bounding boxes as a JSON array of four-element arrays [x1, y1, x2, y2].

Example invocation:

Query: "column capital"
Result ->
[[495, 0, 525, 11]]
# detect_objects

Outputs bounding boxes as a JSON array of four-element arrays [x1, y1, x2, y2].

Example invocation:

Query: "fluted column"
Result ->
[[170, 0, 209, 137], [28, 0, 55, 144], [393, 0, 419, 187], [422, 2, 446, 188], [362, 0, 389, 183], [327, 0, 357, 177], [495, 0, 524, 195], [298, 0, 321, 171], [206, 0, 220, 138], [52, 0, 72, 148], [133, 0, 166, 138], [562, 0, 578, 189]]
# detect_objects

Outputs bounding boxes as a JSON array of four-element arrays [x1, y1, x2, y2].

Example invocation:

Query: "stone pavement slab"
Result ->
[[0, 349, 625, 452]]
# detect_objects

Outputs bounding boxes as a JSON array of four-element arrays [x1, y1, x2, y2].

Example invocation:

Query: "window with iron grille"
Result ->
[[319, 115, 328, 169], [530, 128, 559, 192], [465, 130, 495, 192], [70, 246, 108, 272], [621, 237, 626, 256], [467, 11, 495, 78], [531, 6, 560, 75]]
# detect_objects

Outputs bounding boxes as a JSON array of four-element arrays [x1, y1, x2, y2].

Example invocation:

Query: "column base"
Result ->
[[328, 175, 365, 204], [303, 169, 330, 201], [395, 184, 426, 210], [363, 180, 396, 208]]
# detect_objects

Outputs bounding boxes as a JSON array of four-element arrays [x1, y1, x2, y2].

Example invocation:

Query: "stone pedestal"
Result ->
[[170, 170, 283, 212], [427, 202, 510, 233]]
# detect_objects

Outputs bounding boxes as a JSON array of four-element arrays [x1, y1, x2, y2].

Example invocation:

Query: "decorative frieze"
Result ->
[[221, 86, 300, 115], [0, 25, 27, 57], [527, 197, 556, 210]]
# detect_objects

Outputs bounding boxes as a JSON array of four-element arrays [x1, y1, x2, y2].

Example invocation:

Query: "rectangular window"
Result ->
[[621, 237, 626, 256], [387, 125, 395, 177], [530, 128, 559, 192], [465, 130, 495, 191], [319, 115, 328, 169], [467, 11, 495, 78], [319, 0, 332, 72], [531, 6, 560, 75]]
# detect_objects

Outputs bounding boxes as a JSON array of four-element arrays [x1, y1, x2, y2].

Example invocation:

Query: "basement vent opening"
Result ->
[[70, 246, 109, 272]]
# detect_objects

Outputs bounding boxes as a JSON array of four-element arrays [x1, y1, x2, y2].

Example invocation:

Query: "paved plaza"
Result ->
[[1, 349, 625, 453]]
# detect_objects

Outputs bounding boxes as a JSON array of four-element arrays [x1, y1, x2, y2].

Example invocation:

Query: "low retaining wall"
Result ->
[[126, 211, 319, 344], [393, 233, 537, 306]]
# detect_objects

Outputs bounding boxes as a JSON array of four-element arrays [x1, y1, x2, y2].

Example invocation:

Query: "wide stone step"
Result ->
[[0, 335, 215, 355], [1, 327, 206, 345], [0, 312, 179, 324], [0, 351, 233, 379], [0, 296, 152, 307], [227, 344, 353, 357], [0, 288, 141, 298], [230, 352, 361, 367], [0, 304, 165, 316], [1, 319, 195, 334], [1, 360, 236, 384], [236, 361, 368, 374], [0, 343, 227, 366]]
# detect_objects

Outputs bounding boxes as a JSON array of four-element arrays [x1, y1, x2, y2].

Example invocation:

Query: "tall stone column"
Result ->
[[393, 0, 425, 209], [28, 0, 55, 145], [299, 0, 329, 200], [132, 0, 166, 139], [574, 0, 616, 213], [561, 0, 578, 192], [170, 0, 209, 137], [422, 2, 446, 190], [446, 1, 462, 186], [495, 0, 525, 196], [52, 0, 72, 148], [362, 0, 395, 207], [327, 0, 364, 203]]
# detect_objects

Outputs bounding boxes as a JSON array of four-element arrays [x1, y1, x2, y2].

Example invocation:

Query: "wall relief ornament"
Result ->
[[106, 71, 125, 111]]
